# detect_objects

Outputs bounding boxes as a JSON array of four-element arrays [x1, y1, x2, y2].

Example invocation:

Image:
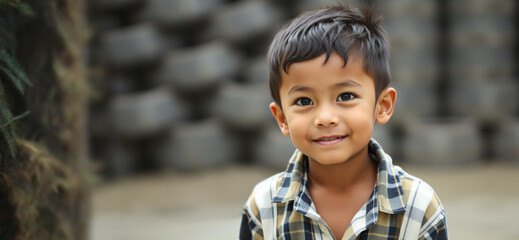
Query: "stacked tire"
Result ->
[[88, 0, 288, 177], [446, 0, 517, 124], [402, 118, 483, 166], [371, 0, 440, 163], [445, 0, 518, 163]]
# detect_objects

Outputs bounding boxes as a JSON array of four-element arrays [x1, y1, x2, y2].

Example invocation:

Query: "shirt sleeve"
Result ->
[[399, 176, 448, 240], [240, 174, 282, 240], [239, 211, 253, 240], [418, 190, 448, 240], [420, 212, 448, 240], [240, 209, 264, 240]]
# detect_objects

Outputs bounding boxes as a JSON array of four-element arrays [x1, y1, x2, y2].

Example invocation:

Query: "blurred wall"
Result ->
[[86, 0, 518, 178]]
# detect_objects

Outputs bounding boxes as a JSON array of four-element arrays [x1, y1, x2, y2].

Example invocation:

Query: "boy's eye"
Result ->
[[295, 97, 313, 106], [337, 92, 355, 101]]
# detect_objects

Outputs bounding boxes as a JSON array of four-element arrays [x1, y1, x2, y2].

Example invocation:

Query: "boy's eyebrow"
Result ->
[[288, 80, 362, 95], [334, 79, 362, 88], [288, 86, 310, 95]]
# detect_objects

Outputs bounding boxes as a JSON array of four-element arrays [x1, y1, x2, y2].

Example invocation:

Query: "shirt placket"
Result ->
[[293, 173, 336, 240]]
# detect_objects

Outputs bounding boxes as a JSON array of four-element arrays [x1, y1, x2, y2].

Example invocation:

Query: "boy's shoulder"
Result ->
[[245, 172, 285, 208], [242, 171, 285, 232], [392, 165, 446, 235], [246, 150, 306, 207], [393, 165, 443, 206]]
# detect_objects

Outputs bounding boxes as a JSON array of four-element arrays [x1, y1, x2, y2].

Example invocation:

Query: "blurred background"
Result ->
[[85, 0, 519, 239], [0, 0, 518, 239], [86, 0, 519, 239]]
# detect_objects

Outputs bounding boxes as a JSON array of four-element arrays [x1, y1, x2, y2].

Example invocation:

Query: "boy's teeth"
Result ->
[[319, 136, 341, 141]]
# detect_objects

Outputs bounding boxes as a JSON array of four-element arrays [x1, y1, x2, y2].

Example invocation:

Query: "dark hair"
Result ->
[[267, 5, 390, 105]]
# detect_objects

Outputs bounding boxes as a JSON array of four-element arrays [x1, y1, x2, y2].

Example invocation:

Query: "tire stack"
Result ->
[[374, 0, 519, 165], [445, 0, 518, 163], [88, 0, 291, 177], [87, 0, 519, 178], [374, 0, 440, 124], [373, 0, 440, 163]]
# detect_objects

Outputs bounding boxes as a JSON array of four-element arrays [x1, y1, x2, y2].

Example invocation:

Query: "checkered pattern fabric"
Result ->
[[240, 139, 448, 240]]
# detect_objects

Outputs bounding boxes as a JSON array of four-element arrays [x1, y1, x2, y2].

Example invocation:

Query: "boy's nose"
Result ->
[[314, 104, 339, 127]]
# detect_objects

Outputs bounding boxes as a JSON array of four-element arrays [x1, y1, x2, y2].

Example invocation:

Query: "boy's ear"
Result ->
[[269, 102, 290, 136], [375, 87, 397, 124]]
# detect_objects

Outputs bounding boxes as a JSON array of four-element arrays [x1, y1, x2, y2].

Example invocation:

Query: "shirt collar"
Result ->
[[370, 139, 407, 214], [272, 150, 306, 203], [272, 138, 407, 215]]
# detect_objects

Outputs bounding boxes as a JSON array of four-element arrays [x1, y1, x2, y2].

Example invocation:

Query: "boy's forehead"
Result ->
[[281, 52, 365, 76], [282, 51, 364, 74]]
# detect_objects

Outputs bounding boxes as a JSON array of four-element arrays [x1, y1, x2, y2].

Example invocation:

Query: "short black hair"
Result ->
[[267, 5, 390, 105]]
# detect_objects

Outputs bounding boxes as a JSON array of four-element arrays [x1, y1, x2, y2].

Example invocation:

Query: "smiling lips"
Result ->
[[313, 135, 347, 145]]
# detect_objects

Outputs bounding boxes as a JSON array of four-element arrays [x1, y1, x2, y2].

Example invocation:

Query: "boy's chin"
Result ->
[[305, 147, 369, 166], [306, 155, 351, 166]]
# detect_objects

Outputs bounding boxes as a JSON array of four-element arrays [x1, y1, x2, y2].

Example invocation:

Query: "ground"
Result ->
[[90, 162, 519, 240]]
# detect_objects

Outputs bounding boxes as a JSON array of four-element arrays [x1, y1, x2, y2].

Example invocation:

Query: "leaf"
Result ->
[[0, 63, 26, 94], [0, 110, 29, 129], [0, 126, 16, 157], [0, 105, 15, 132], [0, 23, 16, 54], [0, 47, 32, 93], [0, 107, 16, 158], [0, 0, 34, 16]]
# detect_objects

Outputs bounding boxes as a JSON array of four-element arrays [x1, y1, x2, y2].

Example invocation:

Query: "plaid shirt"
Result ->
[[240, 139, 448, 240]]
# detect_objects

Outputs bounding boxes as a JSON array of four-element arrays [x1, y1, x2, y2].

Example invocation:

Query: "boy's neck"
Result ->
[[307, 146, 378, 192]]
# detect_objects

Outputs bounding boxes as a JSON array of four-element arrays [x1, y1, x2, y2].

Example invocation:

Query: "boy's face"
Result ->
[[270, 52, 396, 166]]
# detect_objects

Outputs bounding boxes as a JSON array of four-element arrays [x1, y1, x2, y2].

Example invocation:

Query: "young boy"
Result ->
[[239, 5, 448, 240]]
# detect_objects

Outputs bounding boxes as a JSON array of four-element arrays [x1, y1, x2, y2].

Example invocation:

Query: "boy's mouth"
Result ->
[[313, 135, 347, 145]]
